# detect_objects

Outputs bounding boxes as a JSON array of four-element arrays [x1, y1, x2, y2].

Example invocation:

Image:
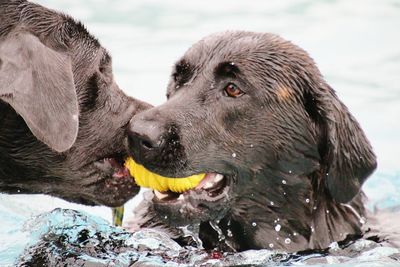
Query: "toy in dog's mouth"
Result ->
[[124, 158, 230, 203]]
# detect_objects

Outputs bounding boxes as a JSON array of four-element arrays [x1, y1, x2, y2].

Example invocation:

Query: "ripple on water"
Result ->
[[3, 209, 397, 266]]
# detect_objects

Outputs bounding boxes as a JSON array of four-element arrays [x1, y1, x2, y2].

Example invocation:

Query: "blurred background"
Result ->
[[0, 0, 399, 262]]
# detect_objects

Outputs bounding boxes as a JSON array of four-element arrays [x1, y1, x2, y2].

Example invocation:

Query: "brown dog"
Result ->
[[127, 31, 377, 252], [0, 0, 149, 206]]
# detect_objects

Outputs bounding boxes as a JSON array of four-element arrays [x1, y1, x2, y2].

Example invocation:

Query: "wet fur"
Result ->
[[127, 31, 377, 252], [0, 0, 149, 206]]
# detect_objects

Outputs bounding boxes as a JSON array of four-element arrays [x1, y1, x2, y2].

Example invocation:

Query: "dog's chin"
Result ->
[[80, 155, 139, 207], [151, 173, 234, 226]]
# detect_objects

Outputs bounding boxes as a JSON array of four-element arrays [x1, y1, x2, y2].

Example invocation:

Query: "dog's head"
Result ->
[[0, 1, 149, 206], [127, 31, 376, 225]]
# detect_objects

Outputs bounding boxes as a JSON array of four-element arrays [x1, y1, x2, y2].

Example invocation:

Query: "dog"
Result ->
[[126, 31, 377, 252], [0, 0, 149, 206]]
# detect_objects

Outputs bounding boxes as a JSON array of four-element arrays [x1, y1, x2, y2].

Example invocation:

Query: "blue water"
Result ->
[[1, 0, 399, 266]]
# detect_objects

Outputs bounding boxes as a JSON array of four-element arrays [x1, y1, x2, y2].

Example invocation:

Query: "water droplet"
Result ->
[[293, 232, 298, 236], [269, 243, 274, 248], [210, 221, 225, 242], [232, 153, 237, 158], [329, 242, 339, 250], [285, 238, 291, 244], [178, 224, 203, 249], [175, 85, 180, 89], [270, 201, 274, 206], [313, 206, 317, 210], [283, 192, 286, 195], [17, 189, 21, 193], [230, 62, 235, 66], [326, 210, 330, 214], [311, 226, 315, 232], [305, 198, 310, 203], [164, 215, 168, 219], [252, 222, 257, 227], [250, 144, 254, 148], [227, 229, 233, 237], [275, 224, 281, 232], [288, 170, 292, 174], [277, 218, 280, 221], [282, 179, 287, 184]]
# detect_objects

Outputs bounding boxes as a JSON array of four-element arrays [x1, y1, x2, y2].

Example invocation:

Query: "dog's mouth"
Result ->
[[90, 154, 138, 207], [151, 173, 233, 225], [153, 173, 229, 202], [94, 155, 130, 180]]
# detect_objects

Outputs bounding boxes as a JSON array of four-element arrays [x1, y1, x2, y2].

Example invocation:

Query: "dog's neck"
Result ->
[[199, 172, 366, 252], [0, 102, 48, 190]]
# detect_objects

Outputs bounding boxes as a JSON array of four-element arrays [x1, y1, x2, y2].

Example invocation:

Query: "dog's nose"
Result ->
[[128, 119, 164, 151], [127, 110, 185, 172]]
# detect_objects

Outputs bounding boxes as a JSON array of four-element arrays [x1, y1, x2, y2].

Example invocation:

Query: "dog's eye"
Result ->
[[224, 83, 244, 98]]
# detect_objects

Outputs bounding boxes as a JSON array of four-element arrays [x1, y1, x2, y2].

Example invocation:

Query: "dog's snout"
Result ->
[[128, 118, 164, 151], [127, 108, 186, 174]]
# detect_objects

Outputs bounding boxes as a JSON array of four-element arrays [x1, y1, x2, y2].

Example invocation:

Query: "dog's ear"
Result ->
[[0, 32, 79, 152], [304, 84, 377, 203]]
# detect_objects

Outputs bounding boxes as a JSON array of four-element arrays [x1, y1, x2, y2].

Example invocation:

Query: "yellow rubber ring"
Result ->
[[125, 157, 205, 193]]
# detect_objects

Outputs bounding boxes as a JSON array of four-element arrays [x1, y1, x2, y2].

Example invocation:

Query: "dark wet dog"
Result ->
[[127, 31, 377, 252], [0, 0, 149, 206]]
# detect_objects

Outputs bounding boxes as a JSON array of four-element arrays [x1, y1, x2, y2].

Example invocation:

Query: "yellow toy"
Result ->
[[125, 157, 205, 193]]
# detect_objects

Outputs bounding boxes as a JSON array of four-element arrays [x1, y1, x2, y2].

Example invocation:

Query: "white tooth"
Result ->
[[177, 194, 185, 200], [203, 181, 215, 189], [154, 190, 169, 199], [214, 174, 224, 182]]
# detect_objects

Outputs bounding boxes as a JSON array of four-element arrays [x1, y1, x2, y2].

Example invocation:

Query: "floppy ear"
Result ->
[[305, 84, 377, 203], [0, 32, 79, 152]]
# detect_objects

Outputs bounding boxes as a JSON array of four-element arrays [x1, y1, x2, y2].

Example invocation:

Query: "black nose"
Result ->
[[127, 111, 185, 173], [128, 118, 164, 151]]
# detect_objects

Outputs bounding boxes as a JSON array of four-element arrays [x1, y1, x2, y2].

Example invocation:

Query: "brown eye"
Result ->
[[224, 83, 244, 98]]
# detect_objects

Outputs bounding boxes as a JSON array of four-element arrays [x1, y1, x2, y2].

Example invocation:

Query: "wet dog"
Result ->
[[0, 0, 149, 206], [127, 31, 377, 252]]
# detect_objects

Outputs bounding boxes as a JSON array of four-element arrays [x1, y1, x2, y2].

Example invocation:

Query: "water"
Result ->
[[1, 0, 399, 265], [5, 208, 400, 266]]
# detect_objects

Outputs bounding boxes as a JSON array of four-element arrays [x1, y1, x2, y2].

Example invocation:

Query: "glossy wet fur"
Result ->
[[0, 0, 149, 206], [127, 31, 377, 251]]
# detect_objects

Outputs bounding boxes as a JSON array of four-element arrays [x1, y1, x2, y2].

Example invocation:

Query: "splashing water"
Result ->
[[178, 224, 203, 249], [209, 221, 226, 242], [0, 208, 398, 266]]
